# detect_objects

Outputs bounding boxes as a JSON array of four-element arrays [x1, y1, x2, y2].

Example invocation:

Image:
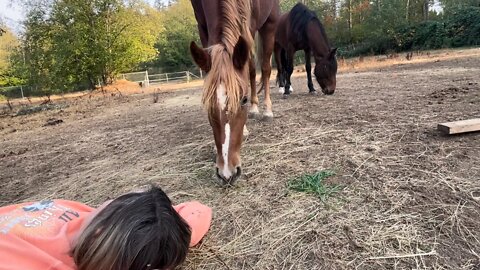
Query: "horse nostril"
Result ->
[[215, 167, 224, 180], [322, 88, 335, 95], [215, 167, 242, 186]]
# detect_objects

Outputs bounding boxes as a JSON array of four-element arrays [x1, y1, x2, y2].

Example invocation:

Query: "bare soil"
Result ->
[[1, 48, 480, 269]]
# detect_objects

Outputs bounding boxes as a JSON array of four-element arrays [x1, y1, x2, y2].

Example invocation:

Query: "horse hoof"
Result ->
[[282, 94, 290, 99], [309, 91, 318, 95], [249, 111, 261, 119], [278, 87, 285, 94], [249, 106, 260, 118], [263, 111, 274, 119]]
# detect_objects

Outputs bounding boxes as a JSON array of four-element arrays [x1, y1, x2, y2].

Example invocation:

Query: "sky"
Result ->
[[0, 0, 24, 32]]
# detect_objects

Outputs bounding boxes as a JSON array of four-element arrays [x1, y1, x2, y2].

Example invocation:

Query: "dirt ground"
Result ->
[[1, 48, 480, 269]]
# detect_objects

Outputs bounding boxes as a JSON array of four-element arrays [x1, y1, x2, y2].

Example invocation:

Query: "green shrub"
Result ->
[[287, 170, 342, 201], [446, 7, 480, 47], [338, 6, 480, 57]]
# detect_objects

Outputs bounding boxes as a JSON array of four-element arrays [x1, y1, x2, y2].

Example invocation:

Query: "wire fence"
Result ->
[[0, 70, 203, 100], [0, 85, 36, 100]]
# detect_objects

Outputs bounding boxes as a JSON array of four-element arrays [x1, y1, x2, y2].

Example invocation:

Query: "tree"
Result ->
[[0, 25, 22, 87], [440, 0, 480, 15], [13, 0, 162, 94], [20, 7, 55, 94], [280, 0, 298, 12], [0, 25, 19, 71], [154, 0, 199, 71], [49, 0, 160, 87]]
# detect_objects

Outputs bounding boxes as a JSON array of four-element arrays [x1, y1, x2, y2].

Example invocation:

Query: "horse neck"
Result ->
[[307, 20, 330, 60]]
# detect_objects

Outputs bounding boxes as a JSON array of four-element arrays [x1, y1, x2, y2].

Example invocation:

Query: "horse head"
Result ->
[[190, 37, 250, 186], [314, 48, 338, 95]]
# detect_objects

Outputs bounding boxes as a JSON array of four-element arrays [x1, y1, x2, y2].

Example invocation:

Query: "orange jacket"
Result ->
[[0, 200, 212, 270]]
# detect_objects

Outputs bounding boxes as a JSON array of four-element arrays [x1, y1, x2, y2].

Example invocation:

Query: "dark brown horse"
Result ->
[[190, 0, 280, 185], [274, 3, 337, 97]]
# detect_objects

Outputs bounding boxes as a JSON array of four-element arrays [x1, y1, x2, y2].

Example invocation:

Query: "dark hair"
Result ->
[[72, 186, 191, 270]]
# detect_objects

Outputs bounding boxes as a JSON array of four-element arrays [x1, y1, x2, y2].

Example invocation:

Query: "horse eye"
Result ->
[[241, 96, 248, 106]]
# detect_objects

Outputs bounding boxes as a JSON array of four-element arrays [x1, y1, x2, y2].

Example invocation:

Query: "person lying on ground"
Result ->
[[0, 185, 212, 270]]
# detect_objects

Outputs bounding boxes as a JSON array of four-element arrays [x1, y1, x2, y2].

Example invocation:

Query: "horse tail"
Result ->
[[281, 48, 287, 70]]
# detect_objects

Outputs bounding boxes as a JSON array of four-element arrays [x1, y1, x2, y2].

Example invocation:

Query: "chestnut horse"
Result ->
[[274, 3, 337, 97], [190, 0, 280, 185]]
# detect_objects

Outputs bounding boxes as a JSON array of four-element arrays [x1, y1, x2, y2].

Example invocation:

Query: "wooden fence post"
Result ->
[[144, 70, 150, 88]]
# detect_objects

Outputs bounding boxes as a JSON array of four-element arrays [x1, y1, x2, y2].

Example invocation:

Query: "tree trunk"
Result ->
[[347, 0, 352, 40], [406, 0, 410, 22], [423, 0, 429, 21], [332, 0, 337, 19]]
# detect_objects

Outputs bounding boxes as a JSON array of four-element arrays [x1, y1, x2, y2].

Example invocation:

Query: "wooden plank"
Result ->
[[438, 118, 480, 135]]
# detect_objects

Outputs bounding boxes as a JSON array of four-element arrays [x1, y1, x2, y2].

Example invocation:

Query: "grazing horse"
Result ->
[[274, 3, 337, 97], [190, 0, 280, 185]]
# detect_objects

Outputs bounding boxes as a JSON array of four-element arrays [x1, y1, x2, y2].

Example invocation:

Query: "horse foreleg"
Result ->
[[305, 50, 316, 94], [283, 48, 295, 97], [274, 44, 286, 94], [248, 58, 260, 117], [259, 26, 276, 118]]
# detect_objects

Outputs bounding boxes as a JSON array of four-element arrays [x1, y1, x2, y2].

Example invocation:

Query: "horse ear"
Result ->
[[329, 48, 338, 59], [233, 36, 249, 70], [190, 41, 211, 72]]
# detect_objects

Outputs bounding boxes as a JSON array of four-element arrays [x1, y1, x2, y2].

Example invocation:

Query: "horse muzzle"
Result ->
[[321, 87, 335, 95]]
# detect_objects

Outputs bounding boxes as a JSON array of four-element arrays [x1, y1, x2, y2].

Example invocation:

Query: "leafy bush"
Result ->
[[0, 71, 25, 87], [394, 21, 448, 51], [446, 6, 480, 47], [338, 6, 480, 57]]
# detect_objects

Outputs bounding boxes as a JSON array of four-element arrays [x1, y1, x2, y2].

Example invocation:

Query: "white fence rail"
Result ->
[[119, 70, 201, 88]]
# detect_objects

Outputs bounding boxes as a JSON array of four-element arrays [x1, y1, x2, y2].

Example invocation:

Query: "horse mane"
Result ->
[[202, 0, 253, 115], [202, 45, 248, 115], [289, 3, 330, 48]]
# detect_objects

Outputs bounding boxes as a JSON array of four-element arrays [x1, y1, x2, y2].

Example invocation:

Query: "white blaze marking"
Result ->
[[217, 84, 227, 110], [289, 86, 294, 92], [222, 123, 232, 179]]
